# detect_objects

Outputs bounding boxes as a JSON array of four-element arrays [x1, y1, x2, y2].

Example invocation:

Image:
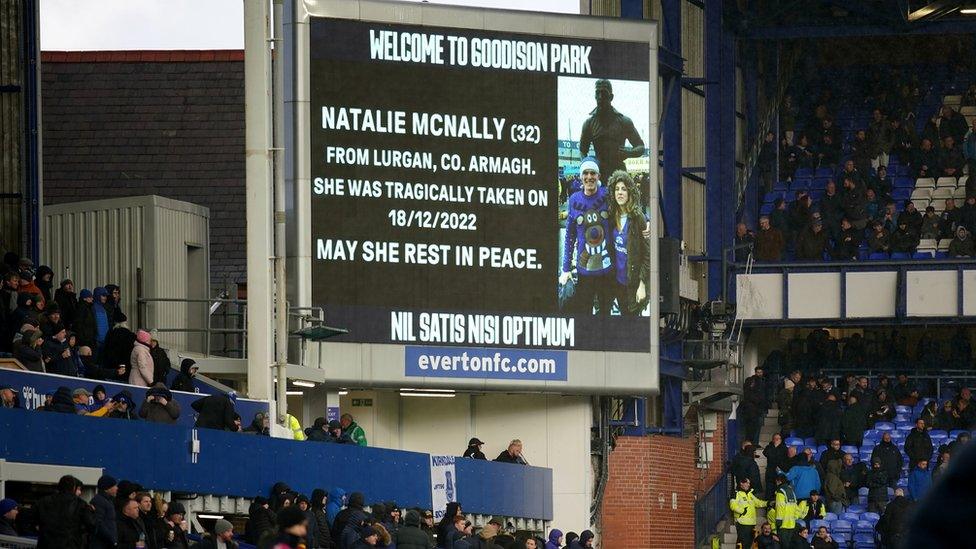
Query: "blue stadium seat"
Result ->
[[796, 168, 814, 178], [854, 533, 876, 548], [950, 429, 969, 438], [824, 512, 838, 521], [842, 445, 858, 455], [860, 512, 880, 523], [893, 177, 915, 188], [894, 413, 911, 422], [864, 429, 881, 439], [815, 168, 834, 178], [774, 181, 789, 192], [896, 424, 913, 433], [935, 251, 949, 259], [810, 178, 828, 190], [786, 437, 804, 446], [764, 191, 782, 204], [804, 437, 818, 448], [897, 478, 908, 489], [867, 252, 889, 260], [793, 177, 813, 191], [890, 252, 911, 260], [847, 504, 867, 514], [892, 188, 912, 201], [895, 405, 911, 415], [875, 422, 895, 431], [810, 519, 829, 532], [760, 203, 774, 216], [855, 520, 874, 533], [841, 512, 860, 522], [832, 519, 853, 534], [913, 251, 934, 259]]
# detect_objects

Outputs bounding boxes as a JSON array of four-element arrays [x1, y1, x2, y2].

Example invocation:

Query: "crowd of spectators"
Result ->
[[1, 475, 585, 549], [730, 360, 973, 548], [743, 66, 976, 263]]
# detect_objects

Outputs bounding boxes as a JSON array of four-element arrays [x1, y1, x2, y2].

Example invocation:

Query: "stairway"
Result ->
[[715, 407, 782, 549]]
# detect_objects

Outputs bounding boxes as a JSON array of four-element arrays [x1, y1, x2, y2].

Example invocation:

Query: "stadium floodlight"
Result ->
[[285, 390, 304, 396], [292, 380, 316, 388]]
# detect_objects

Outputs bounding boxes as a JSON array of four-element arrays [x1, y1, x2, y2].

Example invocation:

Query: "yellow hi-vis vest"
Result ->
[[729, 489, 766, 526], [775, 485, 799, 529]]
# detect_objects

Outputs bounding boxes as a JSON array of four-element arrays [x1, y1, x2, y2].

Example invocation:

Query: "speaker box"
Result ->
[[658, 237, 681, 316]]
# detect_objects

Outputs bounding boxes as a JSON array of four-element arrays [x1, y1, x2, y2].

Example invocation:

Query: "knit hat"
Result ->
[[136, 330, 152, 345], [404, 510, 421, 527], [97, 475, 117, 491], [0, 498, 17, 515], [214, 518, 233, 535], [79, 289, 92, 300], [348, 492, 365, 508], [579, 156, 599, 174], [277, 506, 307, 530], [93, 287, 107, 299], [166, 502, 186, 517]]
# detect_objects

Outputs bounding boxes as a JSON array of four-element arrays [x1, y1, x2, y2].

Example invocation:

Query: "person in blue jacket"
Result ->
[[907, 459, 932, 501], [560, 156, 613, 316], [91, 287, 110, 352], [326, 487, 347, 527], [786, 452, 821, 503]]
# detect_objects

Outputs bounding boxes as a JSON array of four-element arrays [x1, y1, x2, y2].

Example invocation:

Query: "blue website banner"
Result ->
[[405, 346, 567, 381]]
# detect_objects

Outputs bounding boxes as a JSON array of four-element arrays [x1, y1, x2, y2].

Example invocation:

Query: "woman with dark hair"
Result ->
[[606, 170, 650, 316]]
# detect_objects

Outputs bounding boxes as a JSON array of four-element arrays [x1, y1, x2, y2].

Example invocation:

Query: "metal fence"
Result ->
[[694, 473, 730, 548], [822, 369, 976, 401]]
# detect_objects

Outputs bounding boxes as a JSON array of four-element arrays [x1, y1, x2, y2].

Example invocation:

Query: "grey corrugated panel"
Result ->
[[43, 195, 210, 353]]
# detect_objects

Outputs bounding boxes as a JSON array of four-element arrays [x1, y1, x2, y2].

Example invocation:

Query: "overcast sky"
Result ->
[[41, 0, 580, 51]]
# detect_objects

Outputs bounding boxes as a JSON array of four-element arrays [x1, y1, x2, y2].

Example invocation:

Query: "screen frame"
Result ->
[[285, 0, 660, 396]]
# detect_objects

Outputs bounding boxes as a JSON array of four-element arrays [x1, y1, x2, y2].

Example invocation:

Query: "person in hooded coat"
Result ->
[[435, 502, 463, 548], [170, 359, 197, 393], [106, 390, 139, 420], [397, 510, 433, 549], [309, 489, 334, 549], [871, 432, 904, 488], [72, 289, 97, 348], [48, 386, 76, 413], [91, 288, 111, 351], [569, 530, 594, 549], [35, 474, 96, 549], [904, 419, 933, 469], [306, 417, 332, 442], [149, 339, 171, 386], [545, 529, 563, 549], [840, 395, 869, 447], [245, 497, 276, 544], [104, 284, 128, 325], [54, 279, 78, 329], [139, 384, 180, 424], [326, 487, 346, 527], [877, 489, 913, 548], [15, 328, 44, 372], [333, 491, 367, 547], [34, 266, 54, 303], [191, 392, 238, 430], [129, 330, 154, 387]]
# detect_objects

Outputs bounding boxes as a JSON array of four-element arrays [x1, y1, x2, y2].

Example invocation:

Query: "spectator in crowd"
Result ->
[[170, 358, 198, 393], [36, 474, 95, 549], [545, 529, 563, 549], [463, 437, 487, 460], [34, 265, 54, 303], [740, 365, 767, 446], [287, 413, 306, 441], [305, 417, 330, 442], [792, 377, 819, 438], [340, 413, 368, 447], [904, 418, 933, 469], [327, 420, 352, 443], [54, 279, 77, 329], [869, 109, 891, 169], [139, 384, 180, 424], [840, 395, 868, 447], [907, 459, 932, 502], [841, 177, 869, 231], [129, 330, 155, 387], [15, 328, 44, 372], [734, 222, 755, 262], [788, 193, 813, 237], [246, 498, 275, 545], [962, 196, 976, 235], [786, 454, 820, 503], [133, 492, 160, 548], [494, 440, 528, 465], [940, 136, 965, 177], [397, 510, 432, 549], [192, 391, 238, 431], [936, 399, 958, 430], [197, 518, 238, 549], [863, 187, 881, 221], [105, 390, 138, 420], [148, 339, 171, 386], [104, 284, 127, 325], [729, 477, 766, 549], [38, 303, 62, 337], [0, 498, 18, 536], [869, 390, 895, 423], [914, 138, 939, 177], [308, 489, 333, 549], [794, 219, 828, 260], [877, 487, 912, 548], [160, 501, 189, 549], [819, 439, 844, 470], [872, 431, 903, 488], [798, 489, 826, 523], [920, 206, 942, 240], [812, 526, 838, 549], [941, 198, 962, 239], [764, 433, 789, 498], [815, 395, 842, 445], [770, 198, 789, 234], [840, 453, 866, 504], [42, 326, 73, 376], [940, 105, 969, 144], [90, 475, 118, 549], [0, 272, 20, 353], [949, 226, 976, 258], [91, 287, 111, 353], [754, 216, 785, 262], [919, 400, 939, 428], [243, 412, 271, 436], [822, 457, 848, 514], [334, 491, 368, 546], [0, 385, 20, 409], [772, 474, 798, 545], [965, 118, 976, 184], [777, 373, 798, 434], [326, 488, 346, 528], [867, 459, 889, 514]]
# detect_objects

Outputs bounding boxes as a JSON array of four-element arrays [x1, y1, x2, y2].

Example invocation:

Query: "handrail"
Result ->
[[733, 257, 976, 270], [694, 471, 729, 547]]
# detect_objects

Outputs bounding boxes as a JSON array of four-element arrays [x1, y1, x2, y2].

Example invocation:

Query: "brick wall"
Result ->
[[601, 414, 726, 548]]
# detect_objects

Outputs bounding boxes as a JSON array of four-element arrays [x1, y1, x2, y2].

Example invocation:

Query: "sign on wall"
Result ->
[[430, 454, 458, 520]]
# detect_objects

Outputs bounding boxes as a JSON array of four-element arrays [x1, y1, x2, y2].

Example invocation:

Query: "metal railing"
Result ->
[[684, 338, 744, 386], [694, 472, 729, 548], [0, 535, 37, 548], [821, 369, 976, 401], [137, 297, 248, 358]]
